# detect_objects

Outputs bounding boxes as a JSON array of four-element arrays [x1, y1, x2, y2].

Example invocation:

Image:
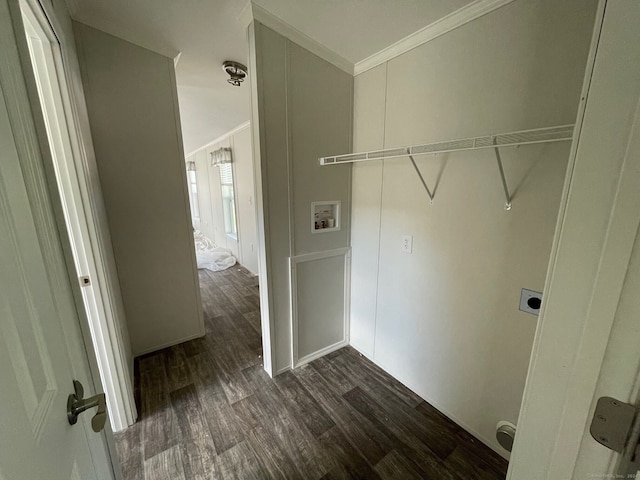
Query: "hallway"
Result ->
[[114, 266, 508, 479]]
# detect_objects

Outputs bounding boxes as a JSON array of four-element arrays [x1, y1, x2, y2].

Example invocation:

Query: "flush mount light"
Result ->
[[222, 60, 248, 86]]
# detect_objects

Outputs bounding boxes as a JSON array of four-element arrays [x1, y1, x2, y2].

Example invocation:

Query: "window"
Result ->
[[219, 163, 237, 236], [186, 163, 200, 222]]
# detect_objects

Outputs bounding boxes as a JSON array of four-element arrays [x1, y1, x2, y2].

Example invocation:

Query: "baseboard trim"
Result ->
[[349, 343, 375, 362], [134, 331, 205, 357], [295, 339, 349, 369], [274, 365, 291, 376]]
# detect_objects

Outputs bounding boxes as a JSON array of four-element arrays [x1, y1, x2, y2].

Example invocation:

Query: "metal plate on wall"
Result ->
[[519, 288, 542, 315]]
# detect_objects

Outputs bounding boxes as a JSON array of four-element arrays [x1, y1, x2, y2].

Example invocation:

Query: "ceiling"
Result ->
[[68, 0, 472, 154]]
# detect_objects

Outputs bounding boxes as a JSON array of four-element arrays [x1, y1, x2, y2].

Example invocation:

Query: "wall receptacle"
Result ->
[[402, 235, 413, 254], [519, 288, 542, 315]]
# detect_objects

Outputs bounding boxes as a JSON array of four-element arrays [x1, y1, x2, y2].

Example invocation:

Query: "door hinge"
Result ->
[[590, 397, 640, 468]]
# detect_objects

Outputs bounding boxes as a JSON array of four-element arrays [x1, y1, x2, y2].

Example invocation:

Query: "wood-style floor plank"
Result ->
[[242, 310, 262, 334], [273, 370, 336, 437], [341, 386, 460, 479], [447, 430, 509, 479], [339, 348, 424, 408], [139, 353, 179, 460], [207, 338, 255, 404], [295, 363, 396, 466], [115, 421, 143, 479], [208, 312, 261, 369], [374, 449, 425, 480], [243, 366, 337, 479], [245, 426, 304, 480], [179, 437, 216, 480], [212, 441, 265, 480], [317, 427, 382, 480], [115, 263, 508, 480], [231, 394, 264, 432], [143, 445, 186, 480], [219, 283, 256, 314], [169, 384, 211, 442], [165, 345, 193, 393], [334, 354, 459, 460], [199, 386, 246, 455], [311, 355, 357, 395]]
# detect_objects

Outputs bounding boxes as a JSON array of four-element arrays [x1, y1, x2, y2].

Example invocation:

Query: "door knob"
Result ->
[[67, 380, 107, 432]]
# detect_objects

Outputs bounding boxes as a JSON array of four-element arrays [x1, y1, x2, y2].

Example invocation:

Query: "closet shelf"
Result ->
[[318, 125, 574, 165], [318, 124, 574, 210]]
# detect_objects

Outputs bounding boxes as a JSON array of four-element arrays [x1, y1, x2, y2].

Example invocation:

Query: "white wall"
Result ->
[[250, 22, 353, 373], [187, 123, 259, 274], [233, 126, 259, 275], [75, 23, 203, 356], [350, 0, 597, 457]]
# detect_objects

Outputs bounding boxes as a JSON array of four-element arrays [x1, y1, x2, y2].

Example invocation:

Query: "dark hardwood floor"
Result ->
[[114, 265, 508, 479]]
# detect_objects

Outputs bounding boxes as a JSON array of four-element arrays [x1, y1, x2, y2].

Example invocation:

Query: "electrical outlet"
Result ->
[[402, 235, 413, 254], [519, 288, 543, 315]]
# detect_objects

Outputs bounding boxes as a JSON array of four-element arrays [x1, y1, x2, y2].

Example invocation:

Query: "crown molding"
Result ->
[[186, 121, 251, 158], [173, 51, 182, 68], [239, 2, 354, 75], [237, 1, 253, 28], [354, 0, 516, 75]]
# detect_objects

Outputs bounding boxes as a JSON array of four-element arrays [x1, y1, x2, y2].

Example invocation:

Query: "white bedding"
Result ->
[[194, 230, 236, 272]]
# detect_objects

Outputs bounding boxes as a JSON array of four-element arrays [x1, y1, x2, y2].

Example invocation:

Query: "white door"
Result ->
[[19, 0, 136, 433], [508, 0, 640, 478], [571, 24, 640, 474], [577, 207, 640, 475], [0, 2, 115, 479]]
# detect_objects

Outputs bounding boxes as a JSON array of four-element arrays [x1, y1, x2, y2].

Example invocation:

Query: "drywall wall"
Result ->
[[75, 22, 203, 355], [349, 0, 597, 457], [250, 21, 352, 373], [232, 126, 259, 275], [186, 123, 258, 274]]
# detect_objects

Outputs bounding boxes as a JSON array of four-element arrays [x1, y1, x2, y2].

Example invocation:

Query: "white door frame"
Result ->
[[248, 22, 275, 376], [508, 0, 640, 477], [9, 0, 136, 432]]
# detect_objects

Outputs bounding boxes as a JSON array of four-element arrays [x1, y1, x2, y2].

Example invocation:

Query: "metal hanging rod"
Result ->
[[318, 124, 574, 165], [318, 124, 574, 210]]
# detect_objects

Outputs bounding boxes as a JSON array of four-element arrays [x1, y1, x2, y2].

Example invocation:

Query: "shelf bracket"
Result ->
[[493, 139, 512, 210], [407, 151, 434, 204]]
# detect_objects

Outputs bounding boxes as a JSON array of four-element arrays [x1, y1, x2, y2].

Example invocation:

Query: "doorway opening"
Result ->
[[183, 121, 265, 369]]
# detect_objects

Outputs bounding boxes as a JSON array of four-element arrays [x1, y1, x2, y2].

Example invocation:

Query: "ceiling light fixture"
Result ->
[[222, 60, 248, 86]]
